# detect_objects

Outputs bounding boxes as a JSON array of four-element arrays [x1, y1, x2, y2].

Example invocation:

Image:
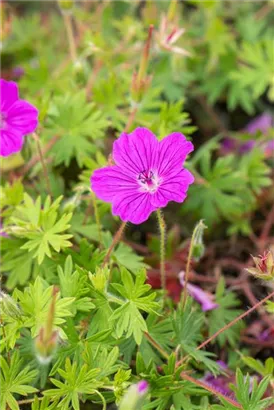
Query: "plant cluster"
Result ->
[[1, 1, 274, 410]]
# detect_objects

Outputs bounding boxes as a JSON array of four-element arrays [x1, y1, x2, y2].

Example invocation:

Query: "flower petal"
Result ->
[[91, 166, 138, 202], [113, 127, 158, 175], [0, 128, 24, 156], [6, 100, 39, 134], [157, 132, 193, 177], [0, 79, 19, 112], [112, 191, 155, 224], [151, 168, 194, 208]]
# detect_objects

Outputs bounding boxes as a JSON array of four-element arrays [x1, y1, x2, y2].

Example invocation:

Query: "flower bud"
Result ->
[[119, 380, 149, 410], [57, 0, 74, 14], [192, 220, 207, 261], [34, 287, 59, 364], [131, 26, 154, 103], [0, 291, 21, 319], [35, 328, 58, 365], [89, 267, 109, 292], [246, 251, 274, 281]]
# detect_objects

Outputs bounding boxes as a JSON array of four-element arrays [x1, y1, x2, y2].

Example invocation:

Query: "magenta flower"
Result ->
[[179, 271, 219, 312], [91, 127, 194, 224], [0, 79, 39, 157]]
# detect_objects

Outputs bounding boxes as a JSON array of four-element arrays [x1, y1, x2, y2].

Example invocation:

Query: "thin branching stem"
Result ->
[[91, 191, 103, 249], [144, 332, 169, 360], [32, 133, 52, 198], [181, 372, 243, 409], [176, 289, 274, 368], [102, 221, 127, 267], [62, 12, 77, 62], [156, 209, 166, 297]]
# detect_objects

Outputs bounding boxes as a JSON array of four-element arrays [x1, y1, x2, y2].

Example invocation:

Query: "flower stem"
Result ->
[[181, 244, 194, 310], [181, 221, 206, 309], [62, 12, 77, 62], [156, 209, 166, 296], [32, 133, 52, 198], [91, 191, 103, 249], [181, 372, 242, 409], [144, 332, 169, 360], [176, 289, 274, 368], [102, 221, 127, 267]]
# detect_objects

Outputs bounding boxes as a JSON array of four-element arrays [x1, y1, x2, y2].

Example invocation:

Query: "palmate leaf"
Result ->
[[44, 358, 103, 410], [208, 278, 244, 347], [10, 194, 72, 264], [58, 256, 95, 314], [0, 351, 38, 410], [13, 277, 74, 338], [230, 40, 274, 102], [185, 140, 271, 227], [110, 268, 160, 344], [45, 91, 109, 166], [230, 369, 273, 410]]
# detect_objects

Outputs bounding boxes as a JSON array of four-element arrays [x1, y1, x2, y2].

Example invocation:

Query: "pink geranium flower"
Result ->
[[91, 127, 194, 224], [0, 79, 39, 157]]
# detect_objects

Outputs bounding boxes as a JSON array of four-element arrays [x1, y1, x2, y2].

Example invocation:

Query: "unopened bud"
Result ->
[[35, 328, 59, 365], [0, 291, 21, 319], [58, 0, 74, 14], [35, 287, 59, 364], [131, 25, 153, 103], [192, 220, 207, 261], [89, 267, 109, 292], [246, 251, 274, 281], [119, 380, 149, 410]]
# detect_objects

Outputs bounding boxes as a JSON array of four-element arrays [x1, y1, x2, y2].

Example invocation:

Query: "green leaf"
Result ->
[[14, 277, 74, 338], [10, 194, 72, 264], [0, 351, 38, 410], [110, 268, 160, 344], [45, 91, 109, 166]]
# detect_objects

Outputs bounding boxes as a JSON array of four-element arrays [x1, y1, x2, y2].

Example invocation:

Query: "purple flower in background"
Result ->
[[0, 223, 8, 238], [0, 79, 39, 157], [221, 137, 238, 154], [179, 271, 218, 311], [91, 127, 194, 224], [12, 67, 25, 80], [239, 139, 256, 154], [245, 113, 273, 135]]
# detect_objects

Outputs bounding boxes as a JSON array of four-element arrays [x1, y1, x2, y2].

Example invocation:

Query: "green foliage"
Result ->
[[185, 140, 271, 231], [1, 2, 274, 410], [8, 194, 72, 264], [230, 369, 273, 410], [111, 268, 160, 344], [208, 277, 244, 347], [44, 358, 105, 410], [45, 91, 109, 166], [0, 351, 38, 410]]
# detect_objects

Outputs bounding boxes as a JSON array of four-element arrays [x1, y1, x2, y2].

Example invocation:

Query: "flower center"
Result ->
[[0, 112, 7, 130], [138, 170, 161, 193]]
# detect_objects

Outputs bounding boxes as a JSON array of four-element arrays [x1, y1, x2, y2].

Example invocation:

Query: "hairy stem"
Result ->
[[156, 209, 166, 296], [176, 289, 274, 367], [144, 332, 169, 360], [63, 13, 77, 62], [32, 133, 52, 197], [181, 372, 242, 409], [181, 221, 203, 309], [124, 106, 138, 133], [102, 221, 127, 267]]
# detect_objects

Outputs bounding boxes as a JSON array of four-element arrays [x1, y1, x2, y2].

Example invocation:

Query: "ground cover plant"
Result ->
[[0, 1, 274, 409]]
